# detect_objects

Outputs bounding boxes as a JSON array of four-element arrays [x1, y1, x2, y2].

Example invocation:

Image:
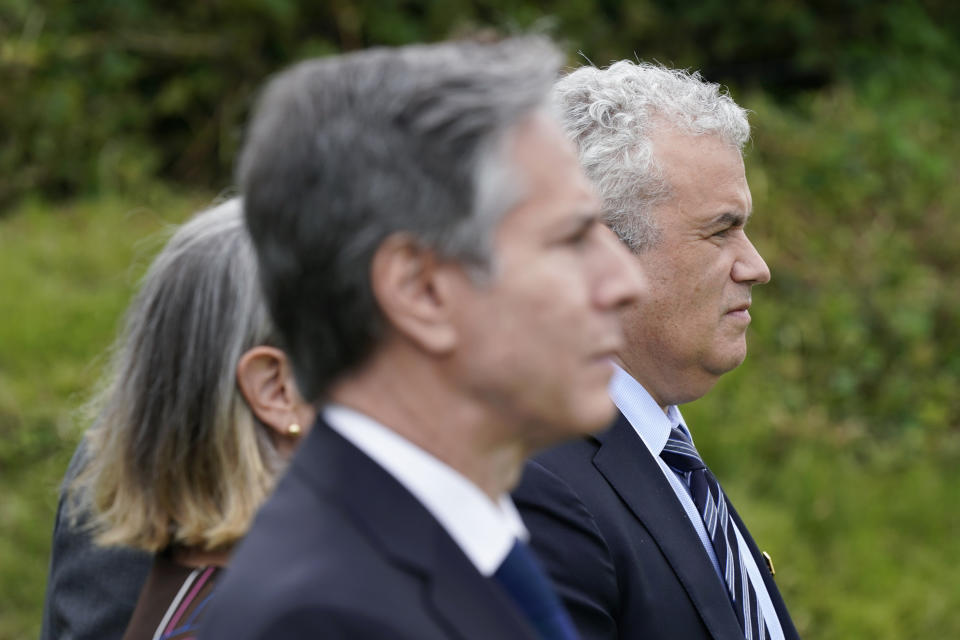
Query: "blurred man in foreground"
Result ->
[[200, 38, 643, 639], [514, 62, 800, 639]]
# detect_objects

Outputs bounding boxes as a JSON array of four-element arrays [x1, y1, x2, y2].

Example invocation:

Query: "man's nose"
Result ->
[[732, 233, 771, 285]]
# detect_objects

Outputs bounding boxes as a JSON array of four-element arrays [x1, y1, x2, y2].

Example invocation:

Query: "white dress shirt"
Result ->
[[323, 404, 528, 577], [608, 364, 785, 640]]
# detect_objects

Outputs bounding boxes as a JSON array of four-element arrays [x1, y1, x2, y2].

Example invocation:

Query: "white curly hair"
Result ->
[[552, 61, 750, 252]]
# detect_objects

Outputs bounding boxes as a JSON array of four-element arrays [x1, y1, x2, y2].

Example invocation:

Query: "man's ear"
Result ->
[[236, 346, 306, 438], [369, 233, 462, 355]]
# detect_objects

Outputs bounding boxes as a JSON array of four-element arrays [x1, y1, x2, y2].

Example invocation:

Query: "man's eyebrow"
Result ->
[[707, 211, 748, 228], [578, 210, 604, 227], [562, 210, 603, 233]]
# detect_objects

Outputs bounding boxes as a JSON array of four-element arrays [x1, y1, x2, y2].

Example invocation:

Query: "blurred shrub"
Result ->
[[680, 56, 960, 637], [746, 69, 960, 438], [2, 0, 330, 207], [2, 0, 958, 211]]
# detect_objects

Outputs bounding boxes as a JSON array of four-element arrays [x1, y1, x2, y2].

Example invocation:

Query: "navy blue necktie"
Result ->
[[492, 539, 579, 640], [660, 426, 769, 640]]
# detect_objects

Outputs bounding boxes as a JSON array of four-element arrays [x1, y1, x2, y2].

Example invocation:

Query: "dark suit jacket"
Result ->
[[513, 413, 800, 640], [40, 442, 151, 640], [199, 418, 541, 640]]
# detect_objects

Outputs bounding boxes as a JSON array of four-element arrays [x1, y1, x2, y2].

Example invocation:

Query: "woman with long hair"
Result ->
[[66, 198, 314, 640]]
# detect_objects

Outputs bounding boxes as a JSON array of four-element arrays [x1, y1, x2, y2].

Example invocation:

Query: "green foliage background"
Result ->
[[1, 1, 958, 638]]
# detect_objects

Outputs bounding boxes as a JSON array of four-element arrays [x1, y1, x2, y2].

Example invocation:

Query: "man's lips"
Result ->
[[725, 302, 752, 321], [589, 336, 624, 365], [726, 300, 752, 313]]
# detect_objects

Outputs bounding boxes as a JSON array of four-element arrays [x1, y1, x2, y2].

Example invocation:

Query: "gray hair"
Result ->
[[71, 198, 287, 552], [553, 60, 750, 252], [238, 36, 563, 401]]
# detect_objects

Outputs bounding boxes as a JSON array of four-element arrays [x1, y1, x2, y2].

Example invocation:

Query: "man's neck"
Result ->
[[328, 351, 526, 500], [613, 357, 670, 414]]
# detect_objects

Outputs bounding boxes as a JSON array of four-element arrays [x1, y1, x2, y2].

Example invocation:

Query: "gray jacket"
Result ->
[[40, 443, 151, 640]]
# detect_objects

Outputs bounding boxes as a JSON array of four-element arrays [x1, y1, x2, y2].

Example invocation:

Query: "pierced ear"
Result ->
[[236, 346, 306, 439], [370, 233, 459, 354]]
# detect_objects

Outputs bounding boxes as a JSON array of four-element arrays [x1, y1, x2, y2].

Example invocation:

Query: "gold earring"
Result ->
[[287, 423, 302, 437]]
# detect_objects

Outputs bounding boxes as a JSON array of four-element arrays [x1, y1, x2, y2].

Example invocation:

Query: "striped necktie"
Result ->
[[493, 539, 580, 640], [660, 426, 769, 640]]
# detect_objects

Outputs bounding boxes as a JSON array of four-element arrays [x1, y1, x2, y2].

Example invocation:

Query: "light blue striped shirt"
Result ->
[[608, 364, 784, 640]]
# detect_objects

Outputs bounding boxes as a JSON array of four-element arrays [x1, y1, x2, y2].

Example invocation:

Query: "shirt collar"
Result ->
[[608, 363, 689, 455], [323, 404, 527, 577]]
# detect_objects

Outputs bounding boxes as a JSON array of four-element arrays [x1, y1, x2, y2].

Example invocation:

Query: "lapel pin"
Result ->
[[761, 551, 776, 577]]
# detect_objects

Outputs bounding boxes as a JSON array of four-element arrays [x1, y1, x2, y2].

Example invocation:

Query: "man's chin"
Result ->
[[528, 395, 616, 451], [707, 348, 748, 377], [573, 395, 619, 436]]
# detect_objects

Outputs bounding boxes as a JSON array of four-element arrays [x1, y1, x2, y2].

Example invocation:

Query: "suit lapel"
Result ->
[[592, 413, 743, 640], [292, 421, 537, 640], [425, 537, 538, 640]]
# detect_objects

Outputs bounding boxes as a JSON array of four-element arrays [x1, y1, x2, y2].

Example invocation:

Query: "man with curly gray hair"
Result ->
[[514, 61, 800, 640]]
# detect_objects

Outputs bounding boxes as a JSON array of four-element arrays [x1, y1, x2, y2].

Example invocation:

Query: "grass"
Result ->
[[0, 188, 213, 639]]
